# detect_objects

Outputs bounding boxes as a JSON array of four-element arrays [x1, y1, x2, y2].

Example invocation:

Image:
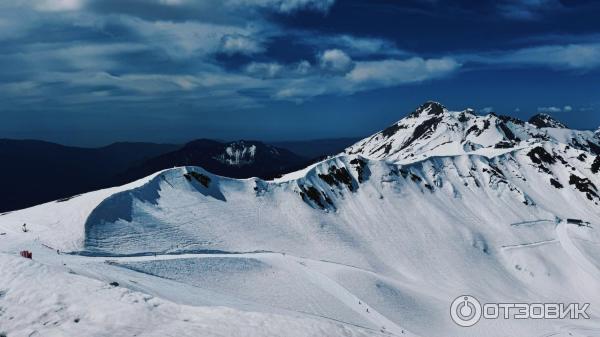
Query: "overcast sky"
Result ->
[[1, 0, 599, 146]]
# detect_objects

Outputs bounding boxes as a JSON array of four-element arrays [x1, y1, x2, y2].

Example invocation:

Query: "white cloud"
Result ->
[[31, 0, 335, 13], [122, 18, 255, 59], [34, 71, 200, 94], [294, 60, 311, 75], [220, 34, 264, 55], [481, 107, 494, 113], [537, 106, 561, 113], [56, 43, 149, 70], [0, 15, 32, 41], [334, 35, 402, 55], [465, 43, 600, 70], [303, 34, 404, 56], [346, 57, 460, 87], [273, 56, 461, 101], [226, 0, 335, 13], [2, 41, 150, 74], [496, 0, 561, 20], [0, 81, 40, 94], [537, 106, 574, 113], [158, 0, 187, 5], [2, 53, 462, 107], [319, 49, 354, 74], [33, 0, 83, 11], [245, 62, 283, 78], [274, 79, 328, 102], [0, 0, 467, 109], [506, 43, 600, 69]]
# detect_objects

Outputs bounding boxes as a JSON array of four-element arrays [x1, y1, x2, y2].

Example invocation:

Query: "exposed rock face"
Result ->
[[529, 113, 567, 129], [346, 103, 595, 166], [343, 102, 600, 207]]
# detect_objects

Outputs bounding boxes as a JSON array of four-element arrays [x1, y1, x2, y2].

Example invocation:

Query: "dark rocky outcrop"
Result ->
[[529, 113, 567, 129], [408, 101, 445, 118], [318, 166, 355, 191]]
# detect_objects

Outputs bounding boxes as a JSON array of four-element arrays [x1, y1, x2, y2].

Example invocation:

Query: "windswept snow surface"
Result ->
[[2, 102, 600, 337], [0, 254, 385, 337]]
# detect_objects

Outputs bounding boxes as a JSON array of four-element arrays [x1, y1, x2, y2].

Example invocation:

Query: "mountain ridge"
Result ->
[[0, 138, 359, 212], [115, 139, 308, 184], [345, 101, 599, 164]]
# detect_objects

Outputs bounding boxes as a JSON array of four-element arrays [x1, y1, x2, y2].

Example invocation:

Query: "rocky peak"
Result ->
[[496, 114, 526, 126], [529, 113, 567, 129], [408, 101, 446, 118]]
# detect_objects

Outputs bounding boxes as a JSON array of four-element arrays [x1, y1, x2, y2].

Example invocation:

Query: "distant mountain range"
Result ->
[[0, 140, 179, 212], [0, 137, 358, 212], [5, 106, 592, 213], [116, 139, 308, 184]]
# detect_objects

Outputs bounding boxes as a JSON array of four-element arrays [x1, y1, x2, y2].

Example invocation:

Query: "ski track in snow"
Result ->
[[501, 239, 558, 250], [287, 256, 411, 336], [32, 245, 415, 336]]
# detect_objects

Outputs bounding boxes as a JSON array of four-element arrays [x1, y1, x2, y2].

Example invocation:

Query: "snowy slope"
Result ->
[[0, 253, 386, 337], [2, 102, 600, 337], [0, 171, 163, 252]]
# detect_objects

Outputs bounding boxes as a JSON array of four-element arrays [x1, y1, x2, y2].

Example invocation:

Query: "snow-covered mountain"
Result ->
[[117, 139, 307, 182], [346, 101, 599, 165], [2, 102, 600, 337]]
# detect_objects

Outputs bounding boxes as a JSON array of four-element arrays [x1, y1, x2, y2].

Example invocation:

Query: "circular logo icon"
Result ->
[[450, 295, 482, 327]]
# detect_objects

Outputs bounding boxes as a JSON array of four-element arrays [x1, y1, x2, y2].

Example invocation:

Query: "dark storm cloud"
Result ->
[[355, 0, 597, 20], [0, 0, 599, 145], [0, 0, 470, 109]]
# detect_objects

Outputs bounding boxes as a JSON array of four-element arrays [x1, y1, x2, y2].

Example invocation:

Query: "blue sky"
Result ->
[[1, 0, 599, 146]]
